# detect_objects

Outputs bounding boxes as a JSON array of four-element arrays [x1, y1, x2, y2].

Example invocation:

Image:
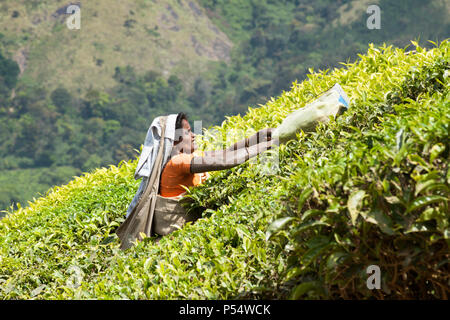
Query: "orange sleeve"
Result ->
[[169, 153, 194, 174]]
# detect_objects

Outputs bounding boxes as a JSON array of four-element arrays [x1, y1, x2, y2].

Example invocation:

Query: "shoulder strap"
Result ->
[[142, 116, 167, 235]]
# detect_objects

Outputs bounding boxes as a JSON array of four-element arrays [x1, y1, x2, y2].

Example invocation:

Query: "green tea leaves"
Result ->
[[348, 190, 366, 225], [406, 196, 449, 214], [265, 217, 296, 241], [1, 40, 449, 300]]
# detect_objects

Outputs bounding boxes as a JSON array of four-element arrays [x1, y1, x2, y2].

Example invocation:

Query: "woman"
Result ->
[[117, 112, 276, 248], [159, 112, 276, 197]]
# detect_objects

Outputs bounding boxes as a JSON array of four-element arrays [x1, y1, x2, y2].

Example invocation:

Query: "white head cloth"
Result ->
[[126, 113, 179, 217]]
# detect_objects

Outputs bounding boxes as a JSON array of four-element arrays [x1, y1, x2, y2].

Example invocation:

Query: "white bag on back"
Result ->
[[273, 83, 350, 143]]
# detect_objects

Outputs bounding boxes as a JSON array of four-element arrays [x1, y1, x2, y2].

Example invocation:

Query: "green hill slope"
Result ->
[[0, 0, 233, 211], [0, 0, 232, 93], [1, 0, 448, 213], [0, 40, 448, 299]]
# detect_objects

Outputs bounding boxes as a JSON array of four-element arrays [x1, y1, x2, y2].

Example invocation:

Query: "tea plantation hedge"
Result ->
[[0, 40, 448, 299]]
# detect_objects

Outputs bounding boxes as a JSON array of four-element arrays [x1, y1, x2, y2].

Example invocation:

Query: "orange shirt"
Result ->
[[159, 151, 208, 197]]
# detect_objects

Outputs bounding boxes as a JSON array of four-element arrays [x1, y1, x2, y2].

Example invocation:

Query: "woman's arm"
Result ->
[[203, 128, 274, 158], [190, 139, 275, 173]]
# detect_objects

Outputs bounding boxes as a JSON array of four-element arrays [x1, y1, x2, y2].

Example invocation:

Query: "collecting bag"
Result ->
[[273, 83, 350, 143]]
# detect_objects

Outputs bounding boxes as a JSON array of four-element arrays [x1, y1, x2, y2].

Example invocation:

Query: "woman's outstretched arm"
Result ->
[[203, 128, 274, 158], [225, 128, 273, 150], [190, 139, 275, 174]]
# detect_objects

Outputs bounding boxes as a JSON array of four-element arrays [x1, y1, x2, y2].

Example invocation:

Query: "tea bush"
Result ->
[[0, 40, 448, 299]]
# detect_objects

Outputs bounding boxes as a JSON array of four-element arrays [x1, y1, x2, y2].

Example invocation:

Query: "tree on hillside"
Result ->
[[0, 51, 19, 103]]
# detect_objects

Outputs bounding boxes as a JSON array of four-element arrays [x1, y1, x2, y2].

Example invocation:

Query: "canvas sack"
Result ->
[[153, 194, 201, 236]]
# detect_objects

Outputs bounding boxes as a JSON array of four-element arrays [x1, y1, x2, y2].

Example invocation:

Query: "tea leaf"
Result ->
[[348, 190, 366, 225]]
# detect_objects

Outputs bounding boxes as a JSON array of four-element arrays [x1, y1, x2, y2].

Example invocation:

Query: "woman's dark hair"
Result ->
[[175, 112, 188, 130], [173, 112, 188, 145]]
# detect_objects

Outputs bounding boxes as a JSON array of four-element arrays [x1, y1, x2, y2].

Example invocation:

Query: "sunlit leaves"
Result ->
[[347, 190, 366, 226], [1, 40, 449, 300]]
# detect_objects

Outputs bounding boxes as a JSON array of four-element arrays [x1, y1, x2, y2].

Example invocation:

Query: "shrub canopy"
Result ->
[[0, 40, 448, 299]]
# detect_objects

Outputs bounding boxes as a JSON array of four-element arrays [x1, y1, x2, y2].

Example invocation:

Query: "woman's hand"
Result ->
[[256, 128, 274, 143], [223, 128, 275, 153]]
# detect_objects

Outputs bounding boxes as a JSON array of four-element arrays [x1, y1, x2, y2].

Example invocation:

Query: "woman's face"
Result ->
[[175, 119, 196, 153]]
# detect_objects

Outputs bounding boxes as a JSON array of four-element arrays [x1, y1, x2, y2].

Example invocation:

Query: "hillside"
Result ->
[[0, 0, 232, 93], [0, 40, 448, 299], [0, 0, 235, 212], [1, 0, 449, 212]]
